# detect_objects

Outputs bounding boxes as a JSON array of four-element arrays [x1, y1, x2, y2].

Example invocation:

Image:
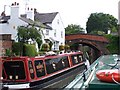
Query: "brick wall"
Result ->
[[0, 34, 12, 56], [65, 34, 109, 43]]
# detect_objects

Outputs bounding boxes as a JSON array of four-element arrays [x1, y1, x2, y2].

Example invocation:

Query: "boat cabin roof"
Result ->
[[65, 55, 120, 89], [1, 51, 83, 62]]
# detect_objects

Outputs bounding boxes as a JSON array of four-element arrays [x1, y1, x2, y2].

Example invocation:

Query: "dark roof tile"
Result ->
[[34, 12, 58, 24], [0, 12, 57, 29], [0, 16, 10, 23]]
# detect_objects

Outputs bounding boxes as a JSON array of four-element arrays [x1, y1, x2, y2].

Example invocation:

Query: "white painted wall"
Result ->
[[52, 13, 65, 45], [42, 13, 65, 50], [0, 18, 27, 40]]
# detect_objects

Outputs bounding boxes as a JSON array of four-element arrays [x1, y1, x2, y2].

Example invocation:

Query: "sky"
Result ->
[[0, 0, 120, 29]]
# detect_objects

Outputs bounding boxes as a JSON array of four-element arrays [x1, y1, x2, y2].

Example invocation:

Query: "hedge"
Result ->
[[24, 44, 38, 57], [12, 42, 23, 55], [12, 42, 37, 57]]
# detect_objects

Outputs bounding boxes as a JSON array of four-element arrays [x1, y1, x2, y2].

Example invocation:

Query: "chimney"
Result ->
[[26, 7, 34, 21], [10, 2, 20, 19]]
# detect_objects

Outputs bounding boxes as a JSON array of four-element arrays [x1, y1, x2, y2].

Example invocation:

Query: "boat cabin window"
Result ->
[[28, 61, 35, 79], [71, 54, 83, 65], [45, 58, 56, 74], [60, 56, 70, 69], [3, 61, 26, 80], [78, 55, 83, 62], [45, 56, 70, 74], [34, 60, 45, 78]]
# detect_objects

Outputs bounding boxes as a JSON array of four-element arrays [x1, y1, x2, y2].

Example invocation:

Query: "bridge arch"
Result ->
[[65, 34, 109, 62]]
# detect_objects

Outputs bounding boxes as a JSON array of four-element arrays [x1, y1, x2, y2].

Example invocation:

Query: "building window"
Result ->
[[61, 31, 63, 38], [13, 26, 16, 29], [54, 29, 56, 37], [46, 29, 49, 35], [57, 19, 59, 24]]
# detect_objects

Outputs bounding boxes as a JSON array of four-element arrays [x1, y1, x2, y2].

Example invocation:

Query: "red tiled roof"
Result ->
[[65, 34, 109, 43]]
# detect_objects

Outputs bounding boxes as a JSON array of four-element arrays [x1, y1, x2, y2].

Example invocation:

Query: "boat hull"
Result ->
[[2, 64, 85, 90], [30, 64, 85, 89]]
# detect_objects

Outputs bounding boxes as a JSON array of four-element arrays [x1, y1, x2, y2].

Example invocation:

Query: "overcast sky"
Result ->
[[0, 0, 120, 29]]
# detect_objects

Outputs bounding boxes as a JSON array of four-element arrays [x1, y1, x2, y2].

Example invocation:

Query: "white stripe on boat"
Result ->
[[3, 83, 30, 89]]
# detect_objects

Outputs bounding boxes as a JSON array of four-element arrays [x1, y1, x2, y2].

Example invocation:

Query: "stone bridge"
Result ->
[[65, 34, 109, 61]]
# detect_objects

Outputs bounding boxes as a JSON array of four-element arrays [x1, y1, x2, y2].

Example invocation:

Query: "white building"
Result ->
[[0, 2, 65, 51]]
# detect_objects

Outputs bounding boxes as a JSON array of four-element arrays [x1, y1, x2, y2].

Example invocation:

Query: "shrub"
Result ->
[[12, 42, 23, 56], [59, 45, 64, 51], [5, 49, 11, 56], [24, 44, 38, 57], [41, 43, 50, 51], [65, 44, 70, 51]]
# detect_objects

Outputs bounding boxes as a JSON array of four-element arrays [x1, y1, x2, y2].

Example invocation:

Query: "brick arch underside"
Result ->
[[76, 42, 102, 63], [77, 41, 101, 52], [67, 41, 103, 62], [68, 40, 100, 50]]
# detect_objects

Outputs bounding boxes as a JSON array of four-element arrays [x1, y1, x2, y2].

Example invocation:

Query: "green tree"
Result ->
[[86, 13, 118, 34], [105, 34, 119, 54], [65, 24, 85, 34], [17, 26, 42, 55], [17, 26, 42, 43]]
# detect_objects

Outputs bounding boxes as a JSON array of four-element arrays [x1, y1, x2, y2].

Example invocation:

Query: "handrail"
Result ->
[[84, 63, 98, 87], [65, 75, 83, 89]]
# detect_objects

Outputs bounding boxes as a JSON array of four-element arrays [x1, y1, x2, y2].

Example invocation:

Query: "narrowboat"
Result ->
[[65, 55, 120, 90], [1, 51, 86, 90]]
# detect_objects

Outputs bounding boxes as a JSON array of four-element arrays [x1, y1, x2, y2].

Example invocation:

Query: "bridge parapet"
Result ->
[[65, 34, 109, 43]]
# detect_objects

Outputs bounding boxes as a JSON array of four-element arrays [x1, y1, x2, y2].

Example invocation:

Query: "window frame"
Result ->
[[3, 60, 26, 80], [28, 60, 35, 79], [34, 60, 46, 78], [71, 54, 83, 65], [45, 56, 70, 74]]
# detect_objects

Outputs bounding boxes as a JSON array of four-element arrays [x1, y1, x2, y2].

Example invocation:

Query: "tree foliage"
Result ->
[[86, 13, 118, 34], [105, 34, 119, 54], [17, 26, 42, 43], [65, 24, 85, 34]]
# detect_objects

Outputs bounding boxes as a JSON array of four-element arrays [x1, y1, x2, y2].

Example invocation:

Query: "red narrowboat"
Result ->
[[1, 52, 86, 90]]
